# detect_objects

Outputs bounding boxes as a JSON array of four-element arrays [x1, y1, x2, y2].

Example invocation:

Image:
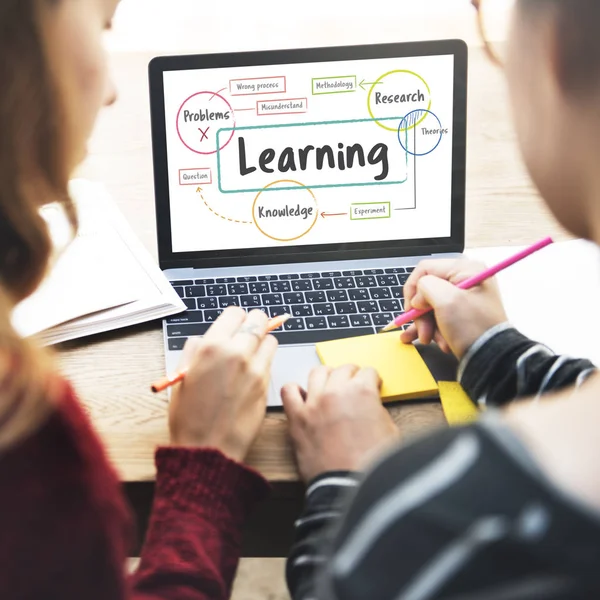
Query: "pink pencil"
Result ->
[[379, 237, 554, 333]]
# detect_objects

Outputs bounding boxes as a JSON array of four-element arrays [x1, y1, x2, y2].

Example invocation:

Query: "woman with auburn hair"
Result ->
[[0, 1, 280, 598], [283, 1, 600, 598]]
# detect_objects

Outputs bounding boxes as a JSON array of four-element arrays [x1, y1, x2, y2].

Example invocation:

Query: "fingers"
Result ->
[[353, 367, 382, 390], [307, 366, 331, 400], [251, 333, 279, 378], [229, 309, 270, 358], [203, 306, 247, 341], [404, 259, 487, 309], [400, 324, 418, 344], [327, 364, 360, 388], [281, 383, 306, 420], [416, 314, 436, 345], [434, 331, 451, 353]]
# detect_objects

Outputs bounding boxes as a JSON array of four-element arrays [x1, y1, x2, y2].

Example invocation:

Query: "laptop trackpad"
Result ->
[[268, 345, 321, 407]]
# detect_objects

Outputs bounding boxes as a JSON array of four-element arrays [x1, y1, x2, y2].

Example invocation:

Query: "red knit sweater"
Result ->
[[0, 379, 270, 599]]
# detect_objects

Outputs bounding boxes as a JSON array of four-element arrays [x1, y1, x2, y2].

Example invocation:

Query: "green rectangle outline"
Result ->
[[311, 75, 357, 95], [350, 201, 391, 220], [216, 116, 408, 194]]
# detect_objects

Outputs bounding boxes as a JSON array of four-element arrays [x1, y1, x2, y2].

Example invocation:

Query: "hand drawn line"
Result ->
[[196, 187, 252, 224]]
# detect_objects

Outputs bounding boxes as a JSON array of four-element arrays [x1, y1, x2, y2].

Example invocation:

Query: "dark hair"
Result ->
[[521, 0, 600, 94]]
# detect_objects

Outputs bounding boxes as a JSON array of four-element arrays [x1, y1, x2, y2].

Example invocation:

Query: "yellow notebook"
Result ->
[[316, 333, 438, 403], [438, 381, 480, 426]]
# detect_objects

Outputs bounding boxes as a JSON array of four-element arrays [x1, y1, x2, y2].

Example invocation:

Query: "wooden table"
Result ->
[[59, 47, 568, 556]]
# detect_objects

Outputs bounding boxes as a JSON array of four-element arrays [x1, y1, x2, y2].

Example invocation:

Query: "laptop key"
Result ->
[[398, 274, 411, 284], [334, 277, 355, 289], [406, 267, 416, 273], [351, 314, 372, 327], [306, 316, 327, 329], [216, 277, 236, 283], [240, 295, 261, 307], [197, 297, 218, 309], [279, 274, 300, 280], [313, 278, 334, 290], [384, 268, 406, 274], [183, 298, 196, 310], [342, 270, 363, 276], [327, 290, 348, 302], [349, 288, 369, 301], [356, 276, 376, 288], [269, 305, 290, 318], [167, 310, 205, 324], [328, 315, 350, 328], [270, 281, 292, 293], [358, 301, 379, 313], [284, 292, 304, 305], [258, 275, 279, 281], [262, 294, 283, 306], [380, 299, 402, 312], [370, 288, 391, 300], [204, 309, 223, 322], [372, 313, 394, 327], [292, 280, 312, 292], [314, 303, 335, 316], [195, 278, 214, 285], [291, 304, 313, 317], [185, 285, 206, 298], [236, 276, 257, 282], [173, 280, 194, 286], [168, 338, 187, 351], [377, 275, 398, 286], [305, 290, 326, 303], [284, 318, 306, 331], [167, 323, 210, 337], [321, 271, 342, 278], [335, 302, 358, 315], [390, 287, 404, 299], [228, 283, 248, 295], [173, 287, 185, 298], [219, 296, 239, 308], [207, 285, 226, 296], [300, 272, 321, 279], [250, 282, 269, 294], [364, 269, 384, 275]]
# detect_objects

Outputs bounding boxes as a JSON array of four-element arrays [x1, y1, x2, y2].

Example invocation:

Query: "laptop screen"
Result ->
[[152, 43, 466, 267]]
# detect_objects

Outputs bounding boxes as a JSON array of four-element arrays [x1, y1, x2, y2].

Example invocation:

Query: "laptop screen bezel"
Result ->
[[149, 40, 468, 271]]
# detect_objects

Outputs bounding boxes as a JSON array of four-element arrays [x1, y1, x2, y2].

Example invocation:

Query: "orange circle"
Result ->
[[252, 180, 319, 242]]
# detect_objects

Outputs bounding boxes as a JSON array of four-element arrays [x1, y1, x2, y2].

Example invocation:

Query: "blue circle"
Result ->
[[398, 109, 444, 157]]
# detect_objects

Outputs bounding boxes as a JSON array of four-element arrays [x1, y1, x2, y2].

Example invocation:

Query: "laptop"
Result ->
[[148, 40, 468, 406]]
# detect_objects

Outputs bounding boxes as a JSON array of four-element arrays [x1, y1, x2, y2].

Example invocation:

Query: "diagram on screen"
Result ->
[[166, 56, 453, 250]]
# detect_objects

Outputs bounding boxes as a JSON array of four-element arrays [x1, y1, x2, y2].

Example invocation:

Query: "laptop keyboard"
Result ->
[[165, 267, 415, 350]]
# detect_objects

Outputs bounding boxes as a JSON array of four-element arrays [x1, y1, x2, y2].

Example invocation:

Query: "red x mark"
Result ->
[[199, 127, 210, 142]]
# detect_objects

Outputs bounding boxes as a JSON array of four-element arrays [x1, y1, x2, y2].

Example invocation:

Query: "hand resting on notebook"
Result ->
[[281, 365, 398, 482]]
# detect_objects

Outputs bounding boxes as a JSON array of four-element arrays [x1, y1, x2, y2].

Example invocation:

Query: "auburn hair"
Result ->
[[0, 0, 76, 449]]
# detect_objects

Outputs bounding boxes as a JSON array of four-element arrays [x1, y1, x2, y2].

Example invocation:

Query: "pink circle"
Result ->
[[176, 91, 236, 155]]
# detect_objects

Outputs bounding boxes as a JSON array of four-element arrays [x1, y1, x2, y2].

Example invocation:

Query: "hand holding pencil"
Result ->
[[398, 238, 553, 358], [164, 307, 283, 462]]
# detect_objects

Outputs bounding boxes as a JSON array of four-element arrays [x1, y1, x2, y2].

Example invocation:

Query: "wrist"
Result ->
[[169, 432, 246, 463]]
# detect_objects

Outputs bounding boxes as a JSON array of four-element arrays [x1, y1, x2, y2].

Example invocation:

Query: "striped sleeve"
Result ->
[[286, 424, 600, 600], [287, 472, 360, 600], [458, 324, 596, 408]]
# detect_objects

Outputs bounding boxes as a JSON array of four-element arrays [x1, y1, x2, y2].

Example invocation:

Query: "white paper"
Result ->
[[466, 239, 600, 366], [12, 180, 186, 343]]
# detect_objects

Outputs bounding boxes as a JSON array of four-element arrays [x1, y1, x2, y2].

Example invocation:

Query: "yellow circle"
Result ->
[[367, 70, 432, 132], [252, 180, 319, 242]]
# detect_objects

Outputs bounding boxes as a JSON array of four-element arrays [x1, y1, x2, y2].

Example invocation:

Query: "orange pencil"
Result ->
[[151, 313, 290, 393]]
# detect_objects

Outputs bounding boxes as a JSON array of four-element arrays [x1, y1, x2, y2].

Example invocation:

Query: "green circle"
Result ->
[[367, 69, 432, 132]]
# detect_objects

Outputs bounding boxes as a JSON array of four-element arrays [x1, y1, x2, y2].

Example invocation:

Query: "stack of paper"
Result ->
[[11, 179, 186, 345]]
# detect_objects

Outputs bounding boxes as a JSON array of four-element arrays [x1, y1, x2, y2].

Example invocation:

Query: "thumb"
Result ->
[[412, 275, 462, 312], [281, 383, 305, 421]]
